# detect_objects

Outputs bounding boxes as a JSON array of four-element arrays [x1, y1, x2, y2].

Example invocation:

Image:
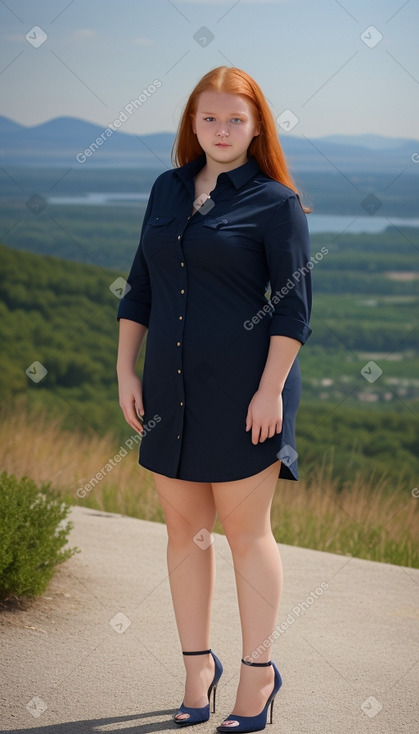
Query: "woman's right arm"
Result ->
[[116, 318, 148, 434], [116, 179, 159, 433]]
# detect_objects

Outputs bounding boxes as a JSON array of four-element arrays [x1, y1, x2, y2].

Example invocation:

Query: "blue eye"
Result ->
[[202, 117, 243, 123]]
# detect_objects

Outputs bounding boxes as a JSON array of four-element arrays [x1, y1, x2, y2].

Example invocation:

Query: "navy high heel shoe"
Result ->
[[174, 648, 223, 727], [216, 658, 282, 733]]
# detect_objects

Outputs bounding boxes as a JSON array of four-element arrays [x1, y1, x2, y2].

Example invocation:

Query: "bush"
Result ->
[[0, 471, 79, 601]]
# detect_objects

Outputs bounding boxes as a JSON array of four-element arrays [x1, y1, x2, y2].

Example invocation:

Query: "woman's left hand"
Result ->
[[245, 388, 283, 444]]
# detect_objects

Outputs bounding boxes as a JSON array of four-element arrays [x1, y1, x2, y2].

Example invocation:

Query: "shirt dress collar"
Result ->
[[173, 153, 261, 191]]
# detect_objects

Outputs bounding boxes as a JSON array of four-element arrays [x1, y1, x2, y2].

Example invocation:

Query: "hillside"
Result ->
[[0, 241, 418, 487], [0, 242, 123, 435]]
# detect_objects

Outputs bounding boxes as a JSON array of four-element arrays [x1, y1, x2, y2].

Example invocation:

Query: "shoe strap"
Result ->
[[241, 658, 272, 666], [182, 649, 211, 655]]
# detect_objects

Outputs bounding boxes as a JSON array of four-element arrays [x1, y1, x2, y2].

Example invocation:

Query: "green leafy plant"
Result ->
[[0, 471, 79, 601]]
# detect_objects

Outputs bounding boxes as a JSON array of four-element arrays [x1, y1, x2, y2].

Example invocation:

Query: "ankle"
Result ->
[[184, 655, 214, 676]]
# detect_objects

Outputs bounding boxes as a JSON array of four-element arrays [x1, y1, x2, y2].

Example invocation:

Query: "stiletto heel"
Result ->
[[269, 697, 274, 724], [212, 681, 217, 713], [174, 648, 223, 727], [217, 658, 282, 733]]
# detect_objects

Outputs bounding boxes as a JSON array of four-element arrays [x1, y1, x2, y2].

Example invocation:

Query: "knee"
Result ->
[[221, 520, 271, 556], [221, 523, 254, 556], [165, 513, 216, 548]]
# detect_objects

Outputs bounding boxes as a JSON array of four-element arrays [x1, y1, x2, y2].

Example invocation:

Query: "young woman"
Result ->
[[117, 66, 312, 733]]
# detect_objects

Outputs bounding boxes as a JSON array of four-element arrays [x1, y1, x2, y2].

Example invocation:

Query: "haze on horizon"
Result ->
[[0, 0, 418, 140]]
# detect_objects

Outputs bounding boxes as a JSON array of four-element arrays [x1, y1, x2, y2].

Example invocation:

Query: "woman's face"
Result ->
[[191, 90, 260, 168]]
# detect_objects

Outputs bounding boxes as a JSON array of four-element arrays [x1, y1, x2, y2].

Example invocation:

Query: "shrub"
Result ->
[[0, 471, 79, 601]]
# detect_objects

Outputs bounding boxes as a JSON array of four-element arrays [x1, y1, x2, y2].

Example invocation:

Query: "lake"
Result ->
[[46, 193, 419, 234]]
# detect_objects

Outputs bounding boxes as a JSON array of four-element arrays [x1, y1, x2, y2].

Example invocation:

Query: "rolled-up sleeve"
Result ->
[[263, 195, 312, 345], [116, 182, 156, 327]]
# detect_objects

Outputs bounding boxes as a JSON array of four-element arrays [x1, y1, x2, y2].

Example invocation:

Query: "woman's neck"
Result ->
[[198, 153, 249, 183]]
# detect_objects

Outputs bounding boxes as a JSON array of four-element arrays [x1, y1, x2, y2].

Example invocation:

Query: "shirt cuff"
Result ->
[[117, 299, 150, 328], [268, 315, 312, 344]]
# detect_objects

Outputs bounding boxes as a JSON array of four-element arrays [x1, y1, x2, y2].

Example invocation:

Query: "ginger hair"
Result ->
[[172, 65, 310, 212]]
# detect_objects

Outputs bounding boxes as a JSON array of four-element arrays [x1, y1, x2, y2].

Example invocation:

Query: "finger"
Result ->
[[245, 410, 251, 431], [132, 393, 145, 420], [134, 399, 145, 435], [123, 404, 144, 435], [135, 413, 145, 435], [134, 397, 144, 419], [258, 428, 269, 443], [128, 417, 142, 434], [125, 412, 143, 434], [134, 398, 144, 416], [251, 423, 260, 445]]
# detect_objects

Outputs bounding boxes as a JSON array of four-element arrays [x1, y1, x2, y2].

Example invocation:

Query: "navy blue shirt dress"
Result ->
[[117, 153, 312, 482]]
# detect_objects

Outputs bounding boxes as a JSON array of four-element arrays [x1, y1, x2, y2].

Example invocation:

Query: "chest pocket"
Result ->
[[147, 216, 175, 226], [202, 217, 230, 229], [142, 215, 176, 260], [203, 216, 262, 251]]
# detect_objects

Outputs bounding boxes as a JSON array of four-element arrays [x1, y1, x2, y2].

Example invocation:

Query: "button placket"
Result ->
[[174, 217, 191, 450]]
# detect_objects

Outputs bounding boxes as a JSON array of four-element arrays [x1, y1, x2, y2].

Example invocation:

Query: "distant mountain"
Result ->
[[323, 133, 414, 150], [0, 116, 417, 172], [0, 117, 24, 135]]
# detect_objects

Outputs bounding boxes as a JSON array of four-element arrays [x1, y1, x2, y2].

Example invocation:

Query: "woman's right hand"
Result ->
[[118, 372, 145, 435]]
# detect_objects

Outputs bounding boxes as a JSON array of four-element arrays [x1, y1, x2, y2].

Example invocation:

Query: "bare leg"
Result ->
[[152, 471, 217, 720], [211, 460, 282, 718]]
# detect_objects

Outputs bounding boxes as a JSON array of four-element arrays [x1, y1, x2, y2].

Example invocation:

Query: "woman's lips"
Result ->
[[216, 143, 230, 147]]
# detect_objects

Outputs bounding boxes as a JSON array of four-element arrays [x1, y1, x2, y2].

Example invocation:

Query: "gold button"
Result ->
[[180, 261, 184, 267], [180, 289, 185, 294], [178, 369, 182, 374], [177, 341, 181, 346], [177, 435, 180, 439], [177, 235, 181, 240], [179, 315, 183, 320], [180, 401, 184, 406]]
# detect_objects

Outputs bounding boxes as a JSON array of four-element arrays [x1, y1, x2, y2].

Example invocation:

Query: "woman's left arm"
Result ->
[[246, 334, 301, 444], [246, 194, 312, 445]]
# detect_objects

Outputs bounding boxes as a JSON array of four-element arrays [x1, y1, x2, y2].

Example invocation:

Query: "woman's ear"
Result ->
[[189, 113, 196, 134], [252, 115, 262, 137]]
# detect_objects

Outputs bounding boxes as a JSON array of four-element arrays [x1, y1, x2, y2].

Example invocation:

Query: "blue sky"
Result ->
[[0, 0, 418, 139]]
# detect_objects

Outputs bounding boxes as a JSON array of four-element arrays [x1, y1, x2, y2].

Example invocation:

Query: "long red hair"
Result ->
[[172, 65, 310, 212]]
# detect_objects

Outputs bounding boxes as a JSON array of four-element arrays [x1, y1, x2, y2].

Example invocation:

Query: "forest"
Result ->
[[1, 165, 418, 497], [1, 213, 417, 490]]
